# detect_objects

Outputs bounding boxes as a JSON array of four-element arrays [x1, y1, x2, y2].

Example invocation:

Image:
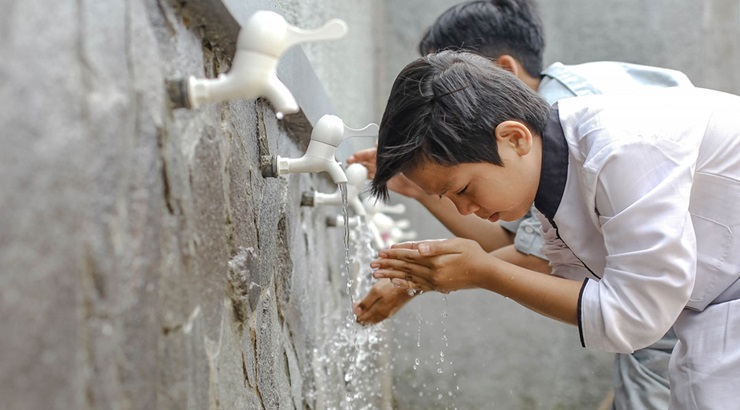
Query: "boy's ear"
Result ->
[[494, 121, 533, 156], [495, 55, 520, 76]]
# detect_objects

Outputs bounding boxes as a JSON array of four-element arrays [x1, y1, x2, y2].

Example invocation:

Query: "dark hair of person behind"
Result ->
[[418, 0, 545, 78], [371, 50, 550, 202]]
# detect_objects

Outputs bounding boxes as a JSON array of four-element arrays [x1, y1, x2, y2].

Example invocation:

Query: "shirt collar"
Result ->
[[534, 106, 569, 223]]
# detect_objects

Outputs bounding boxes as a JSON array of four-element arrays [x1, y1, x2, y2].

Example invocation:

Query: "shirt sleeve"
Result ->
[[512, 216, 546, 259], [502, 206, 547, 260], [579, 137, 696, 353]]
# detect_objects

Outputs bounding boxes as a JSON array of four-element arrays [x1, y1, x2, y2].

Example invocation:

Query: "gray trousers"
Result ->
[[612, 329, 676, 410]]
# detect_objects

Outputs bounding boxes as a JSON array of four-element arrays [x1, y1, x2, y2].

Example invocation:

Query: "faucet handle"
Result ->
[[285, 19, 349, 50], [343, 122, 379, 139], [311, 115, 377, 147], [240, 11, 348, 57], [378, 203, 406, 214]]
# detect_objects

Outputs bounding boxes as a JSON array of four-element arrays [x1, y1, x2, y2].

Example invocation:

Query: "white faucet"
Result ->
[[263, 114, 378, 184], [363, 196, 406, 218], [326, 214, 386, 250], [325, 215, 361, 228], [302, 162, 368, 216], [185, 11, 347, 116], [311, 163, 394, 250], [372, 212, 417, 248]]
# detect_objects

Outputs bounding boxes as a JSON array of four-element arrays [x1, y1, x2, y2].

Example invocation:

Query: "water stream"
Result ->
[[311, 186, 457, 408], [311, 183, 389, 409]]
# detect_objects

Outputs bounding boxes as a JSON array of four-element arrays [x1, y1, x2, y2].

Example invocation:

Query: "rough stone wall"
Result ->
[[0, 1, 385, 409]]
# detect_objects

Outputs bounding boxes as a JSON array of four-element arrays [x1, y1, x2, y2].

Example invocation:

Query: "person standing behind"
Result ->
[[349, 1, 692, 409]]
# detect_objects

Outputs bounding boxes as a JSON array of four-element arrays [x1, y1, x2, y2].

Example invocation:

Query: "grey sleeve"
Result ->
[[512, 215, 546, 260], [499, 207, 547, 260]]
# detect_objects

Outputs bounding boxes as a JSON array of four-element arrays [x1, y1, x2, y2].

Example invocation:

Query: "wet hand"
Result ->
[[371, 238, 492, 293], [353, 279, 416, 326]]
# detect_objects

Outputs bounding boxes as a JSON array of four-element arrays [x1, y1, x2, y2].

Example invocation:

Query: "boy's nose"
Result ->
[[451, 197, 479, 216]]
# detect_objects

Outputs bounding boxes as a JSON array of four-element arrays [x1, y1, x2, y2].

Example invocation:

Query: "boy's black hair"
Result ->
[[371, 50, 550, 202], [418, 0, 545, 78]]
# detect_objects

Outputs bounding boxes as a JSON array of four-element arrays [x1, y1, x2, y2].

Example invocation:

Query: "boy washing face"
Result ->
[[370, 50, 740, 409], [352, 2, 697, 408]]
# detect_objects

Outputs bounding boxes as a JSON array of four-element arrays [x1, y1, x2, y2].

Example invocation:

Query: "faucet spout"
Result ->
[[301, 163, 369, 216], [312, 188, 365, 217], [277, 155, 347, 184], [264, 115, 377, 184], [172, 11, 347, 115]]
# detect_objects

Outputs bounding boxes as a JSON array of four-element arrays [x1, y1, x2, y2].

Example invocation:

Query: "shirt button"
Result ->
[[524, 226, 534, 233]]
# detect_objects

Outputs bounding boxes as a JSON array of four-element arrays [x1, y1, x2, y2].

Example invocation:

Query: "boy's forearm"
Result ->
[[415, 194, 514, 252], [475, 257, 580, 326], [491, 244, 551, 274]]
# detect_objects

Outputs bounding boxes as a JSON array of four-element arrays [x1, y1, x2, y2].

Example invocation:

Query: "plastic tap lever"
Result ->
[[284, 19, 348, 51], [185, 11, 348, 115], [311, 115, 379, 147], [241, 11, 348, 57]]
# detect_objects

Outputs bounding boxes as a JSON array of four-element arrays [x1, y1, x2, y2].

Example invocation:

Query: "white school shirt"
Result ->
[[535, 87, 740, 354], [501, 61, 693, 259]]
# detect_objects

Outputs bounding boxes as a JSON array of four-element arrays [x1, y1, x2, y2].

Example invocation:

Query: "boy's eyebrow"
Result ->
[[433, 183, 452, 197]]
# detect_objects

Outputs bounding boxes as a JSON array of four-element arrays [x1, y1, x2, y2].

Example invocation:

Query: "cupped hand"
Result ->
[[353, 279, 416, 325], [371, 238, 493, 293]]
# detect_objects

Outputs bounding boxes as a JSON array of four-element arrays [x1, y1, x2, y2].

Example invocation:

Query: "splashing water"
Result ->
[[310, 186, 389, 409], [436, 295, 457, 407]]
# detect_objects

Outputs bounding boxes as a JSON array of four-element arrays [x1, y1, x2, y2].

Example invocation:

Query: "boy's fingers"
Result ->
[[387, 239, 460, 258], [416, 239, 464, 256], [390, 278, 411, 288], [371, 259, 412, 274], [373, 251, 430, 268], [372, 266, 411, 281], [389, 241, 415, 250], [373, 268, 434, 292], [347, 147, 376, 162]]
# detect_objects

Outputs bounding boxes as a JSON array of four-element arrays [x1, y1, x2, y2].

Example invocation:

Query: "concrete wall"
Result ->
[[378, 0, 739, 409], [0, 0, 386, 409]]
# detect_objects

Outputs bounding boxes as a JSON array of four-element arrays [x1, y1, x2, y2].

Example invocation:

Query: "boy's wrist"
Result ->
[[470, 253, 506, 292]]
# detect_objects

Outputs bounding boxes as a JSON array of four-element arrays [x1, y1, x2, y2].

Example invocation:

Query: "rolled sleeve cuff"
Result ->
[[578, 277, 617, 352]]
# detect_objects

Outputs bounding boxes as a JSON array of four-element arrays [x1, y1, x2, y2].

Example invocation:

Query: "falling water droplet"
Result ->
[[275, 111, 284, 120], [417, 312, 422, 347]]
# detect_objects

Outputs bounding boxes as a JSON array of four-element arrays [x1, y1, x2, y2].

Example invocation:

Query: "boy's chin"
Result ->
[[502, 209, 530, 222]]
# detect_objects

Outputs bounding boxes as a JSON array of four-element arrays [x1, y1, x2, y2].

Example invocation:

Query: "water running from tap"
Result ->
[[310, 183, 389, 409], [340, 184, 354, 307]]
